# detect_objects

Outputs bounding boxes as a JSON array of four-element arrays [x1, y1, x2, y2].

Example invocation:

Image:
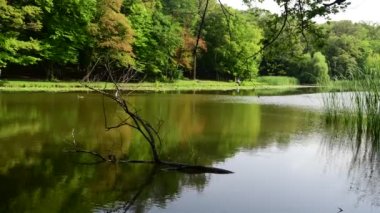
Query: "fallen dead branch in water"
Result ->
[[66, 146, 233, 174], [66, 61, 233, 174]]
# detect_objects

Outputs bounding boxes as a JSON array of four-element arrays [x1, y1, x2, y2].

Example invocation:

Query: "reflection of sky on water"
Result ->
[[214, 92, 358, 111], [150, 135, 378, 213], [214, 93, 324, 109]]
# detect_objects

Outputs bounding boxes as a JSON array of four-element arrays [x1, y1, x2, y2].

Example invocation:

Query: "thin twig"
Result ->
[[106, 120, 138, 131], [217, 0, 234, 40], [65, 149, 108, 162]]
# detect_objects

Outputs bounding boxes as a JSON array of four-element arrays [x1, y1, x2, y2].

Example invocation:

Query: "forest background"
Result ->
[[1, 0, 379, 85]]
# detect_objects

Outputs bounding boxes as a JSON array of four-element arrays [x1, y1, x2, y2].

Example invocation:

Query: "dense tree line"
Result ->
[[1, 0, 379, 83], [256, 11, 380, 83]]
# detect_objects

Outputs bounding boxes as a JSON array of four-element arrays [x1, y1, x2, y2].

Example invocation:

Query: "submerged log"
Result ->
[[121, 159, 233, 174], [67, 149, 233, 174], [160, 164, 233, 174], [121, 160, 233, 174]]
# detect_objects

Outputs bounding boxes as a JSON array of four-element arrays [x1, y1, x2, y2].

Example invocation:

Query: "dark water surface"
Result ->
[[0, 90, 379, 212]]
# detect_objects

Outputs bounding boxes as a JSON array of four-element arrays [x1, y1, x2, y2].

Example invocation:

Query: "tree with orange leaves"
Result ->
[[89, 0, 135, 69]]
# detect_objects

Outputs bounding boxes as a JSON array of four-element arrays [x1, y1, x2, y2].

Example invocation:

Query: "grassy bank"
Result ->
[[0, 77, 302, 92]]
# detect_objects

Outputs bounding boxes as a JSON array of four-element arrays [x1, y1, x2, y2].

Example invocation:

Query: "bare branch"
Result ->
[[323, 0, 346, 7], [297, 0, 310, 51], [105, 119, 138, 131], [193, 0, 210, 80], [217, 0, 234, 39], [65, 149, 108, 162], [84, 56, 101, 82], [79, 55, 233, 172], [67, 129, 108, 162]]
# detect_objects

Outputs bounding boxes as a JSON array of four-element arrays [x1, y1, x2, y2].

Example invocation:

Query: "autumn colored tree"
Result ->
[[162, 0, 206, 78], [89, 0, 135, 70]]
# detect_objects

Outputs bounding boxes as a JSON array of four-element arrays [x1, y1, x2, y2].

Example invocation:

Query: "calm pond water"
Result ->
[[0, 89, 379, 213]]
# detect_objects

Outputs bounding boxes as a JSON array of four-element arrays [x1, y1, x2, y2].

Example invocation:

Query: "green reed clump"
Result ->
[[323, 91, 379, 182], [323, 89, 354, 126], [324, 70, 380, 156], [323, 68, 380, 194], [356, 75, 380, 142]]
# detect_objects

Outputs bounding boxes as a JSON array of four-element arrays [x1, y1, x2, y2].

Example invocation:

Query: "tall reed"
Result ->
[[323, 70, 380, 164]]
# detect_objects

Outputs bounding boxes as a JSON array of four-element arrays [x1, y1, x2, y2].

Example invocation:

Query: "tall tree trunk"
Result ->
[[192, 0, 209, 80]]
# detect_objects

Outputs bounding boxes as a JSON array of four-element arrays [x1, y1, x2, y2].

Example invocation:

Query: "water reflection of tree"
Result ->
[[97, 166, 158, 213], [322, 124, 380, 206], [0, 92, 321, 212], [96, 166, 207, 213], [0, 148, 210, 212]]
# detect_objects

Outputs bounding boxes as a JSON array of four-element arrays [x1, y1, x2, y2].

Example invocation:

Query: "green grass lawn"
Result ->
[[0, 77, 302, 92]]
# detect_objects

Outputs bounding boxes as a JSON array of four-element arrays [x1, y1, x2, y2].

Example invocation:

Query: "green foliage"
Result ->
[[0, 0, 378, 85], [161, 0, 198, 28], [257, 11, 326, 79], [127, 0, 183, 79], [312, 52, 330, 85], [257, 18, 379, 85], [201, 8, 262, 80], [297, 52, 330, 84], [0, 0, 43, 68], [297, 53, 313, 83], [364, 53, 380, 77], [0, 36, 42, 67], [41, 0, 97, 65], [323, 21, 372, 79]]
